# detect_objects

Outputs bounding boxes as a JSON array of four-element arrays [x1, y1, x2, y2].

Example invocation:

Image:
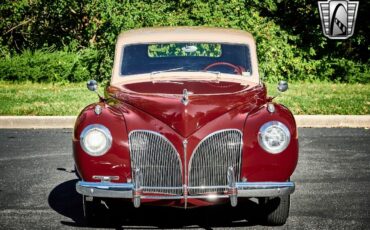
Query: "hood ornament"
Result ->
[[181, 89, 189, 106]]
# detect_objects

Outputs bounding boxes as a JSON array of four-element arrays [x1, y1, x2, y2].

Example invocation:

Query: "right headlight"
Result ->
[[80, 124, 112, 156], [258, 121, 291, 154]]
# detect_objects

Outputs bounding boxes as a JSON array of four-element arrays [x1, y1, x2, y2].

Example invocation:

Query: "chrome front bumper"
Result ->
[[76, 181, 295, 208]]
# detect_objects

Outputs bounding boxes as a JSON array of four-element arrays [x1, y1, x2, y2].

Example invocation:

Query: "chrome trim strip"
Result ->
[[183, 139, 188, 209], [141, 194, 230, 200], [76, 181, 295, 200], [141, 186, 183, 190], [92, 175, 119, 182], [188, 186, 229, 189]]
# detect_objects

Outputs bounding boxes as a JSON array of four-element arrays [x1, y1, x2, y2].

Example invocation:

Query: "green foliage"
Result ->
[[0, 48, 98, 82], [0, 0, 369, 83], [148, 43, 222, 57]]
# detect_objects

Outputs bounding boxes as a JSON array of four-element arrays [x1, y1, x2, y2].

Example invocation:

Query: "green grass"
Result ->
[[0, 81, 101, 116], [267, 82, 370, 115], [0, 81, 369, 115]]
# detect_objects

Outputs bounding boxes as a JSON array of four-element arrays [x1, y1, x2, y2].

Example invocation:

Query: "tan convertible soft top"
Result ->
[[111, 27, 260, 85]]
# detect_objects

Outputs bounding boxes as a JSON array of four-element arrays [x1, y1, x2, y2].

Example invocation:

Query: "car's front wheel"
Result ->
[[259, 195, 290, 226]]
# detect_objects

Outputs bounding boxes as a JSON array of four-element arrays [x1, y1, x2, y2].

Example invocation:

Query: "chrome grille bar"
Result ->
[[129, 130, 182, 195], [188, 129, 243, 194]]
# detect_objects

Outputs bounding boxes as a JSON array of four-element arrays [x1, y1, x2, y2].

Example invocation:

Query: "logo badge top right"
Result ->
[[318, 0, 359, 39]]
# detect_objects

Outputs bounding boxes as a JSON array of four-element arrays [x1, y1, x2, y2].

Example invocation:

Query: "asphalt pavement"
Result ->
[[0, 128, 369, 229]]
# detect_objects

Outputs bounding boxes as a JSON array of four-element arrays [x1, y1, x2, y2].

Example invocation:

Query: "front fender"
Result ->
[[73, 102, 131, 183], [241, 103, 299, 182]]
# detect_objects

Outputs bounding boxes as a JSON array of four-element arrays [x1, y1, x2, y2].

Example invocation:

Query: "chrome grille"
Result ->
[[129, 130, 182, 195], [188, 129, 243, 194]]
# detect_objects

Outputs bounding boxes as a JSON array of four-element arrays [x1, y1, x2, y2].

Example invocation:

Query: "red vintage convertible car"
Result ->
[[73, 27, 298, 225]]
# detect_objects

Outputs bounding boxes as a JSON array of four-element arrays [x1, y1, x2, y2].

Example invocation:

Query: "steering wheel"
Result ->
[[203, 62, 243, 75]]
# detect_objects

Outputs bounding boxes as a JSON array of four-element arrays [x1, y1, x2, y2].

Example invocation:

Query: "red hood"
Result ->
[[109, 81, 266, 137]]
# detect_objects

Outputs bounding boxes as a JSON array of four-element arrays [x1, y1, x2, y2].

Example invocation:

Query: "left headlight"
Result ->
[[258, 121, 291, 154], [80, 124, 112, 156]]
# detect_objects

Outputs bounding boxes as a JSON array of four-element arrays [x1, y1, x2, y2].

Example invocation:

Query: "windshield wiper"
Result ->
[[151, 67, 184, 75]]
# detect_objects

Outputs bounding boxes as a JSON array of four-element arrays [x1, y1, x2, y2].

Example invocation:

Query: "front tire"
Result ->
[[260, 195, 290, 226]]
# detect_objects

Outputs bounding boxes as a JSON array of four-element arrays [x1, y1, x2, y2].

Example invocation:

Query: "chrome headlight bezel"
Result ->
[[80, 124, 112, 157], [258, 121, 291, 154]]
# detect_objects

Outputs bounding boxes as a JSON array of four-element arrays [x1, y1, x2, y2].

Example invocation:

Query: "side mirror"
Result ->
[[87, 80, 105, 101], [277, 80, 288, 92], [87, 80, 98, 92]]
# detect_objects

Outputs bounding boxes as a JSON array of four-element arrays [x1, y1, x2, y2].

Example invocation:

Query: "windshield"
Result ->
[[121, 43, 252, 76]]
